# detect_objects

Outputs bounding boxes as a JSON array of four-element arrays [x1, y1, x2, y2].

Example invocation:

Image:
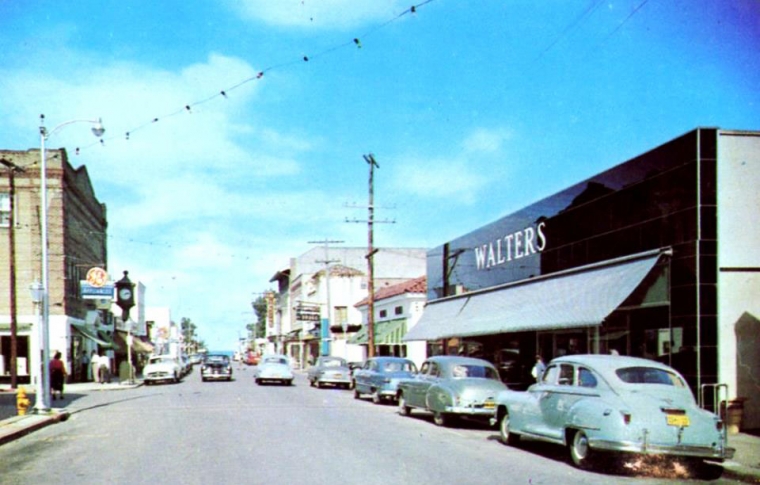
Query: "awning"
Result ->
[[72, 323, 113, 347], [114, 331, 153, 354], [404, 250, 665, 342], [350, 319, 408, 345]]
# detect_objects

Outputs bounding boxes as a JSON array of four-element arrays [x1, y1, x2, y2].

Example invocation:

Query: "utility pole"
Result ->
[[1, 158, 24, 389], [347, 154, 394, 358], [308, 239, 343, 356]]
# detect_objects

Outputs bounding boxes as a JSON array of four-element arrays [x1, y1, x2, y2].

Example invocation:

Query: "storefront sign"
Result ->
[[474, 222, 547, 270]]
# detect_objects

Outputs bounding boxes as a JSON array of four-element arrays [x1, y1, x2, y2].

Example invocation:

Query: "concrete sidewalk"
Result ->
[[0, 384, 759, 482]]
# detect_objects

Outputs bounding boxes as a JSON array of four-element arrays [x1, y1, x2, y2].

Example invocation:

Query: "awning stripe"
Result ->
[[404, 250, 664, 341]]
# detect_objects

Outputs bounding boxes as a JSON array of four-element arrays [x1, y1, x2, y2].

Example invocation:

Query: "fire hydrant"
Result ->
[[16, 387, 31, 416]]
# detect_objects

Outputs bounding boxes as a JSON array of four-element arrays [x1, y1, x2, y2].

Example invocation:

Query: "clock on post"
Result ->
[[115, 271, 135, 321]]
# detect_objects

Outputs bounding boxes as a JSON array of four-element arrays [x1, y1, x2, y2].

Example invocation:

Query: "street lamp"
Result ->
[[29, 281, 44, 411], [37, 114, 105, 412]]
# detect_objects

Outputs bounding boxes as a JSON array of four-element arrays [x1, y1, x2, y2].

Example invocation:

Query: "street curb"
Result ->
[[722, 462, 760, 484], [0, 411, 69, 447]]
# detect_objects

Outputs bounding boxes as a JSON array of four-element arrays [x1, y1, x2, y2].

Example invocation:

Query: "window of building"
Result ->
[[334, 306, 347, 327], [394, 305, 403, 315], [0, 193, 10, 227], [379, 309, 387, 319]]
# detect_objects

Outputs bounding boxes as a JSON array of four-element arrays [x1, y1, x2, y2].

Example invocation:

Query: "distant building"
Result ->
[[0, 148, 109, 384], [268, 246, 426, 367], [354, 275, 428, 367]]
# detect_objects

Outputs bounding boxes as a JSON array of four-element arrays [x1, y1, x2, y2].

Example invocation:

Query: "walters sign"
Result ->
[[474, 222, 547, 271]]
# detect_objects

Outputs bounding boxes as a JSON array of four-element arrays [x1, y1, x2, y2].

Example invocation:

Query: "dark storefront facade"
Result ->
[[406, 128, 760, 426]]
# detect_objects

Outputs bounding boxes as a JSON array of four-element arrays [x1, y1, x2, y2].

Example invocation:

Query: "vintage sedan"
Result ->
[[307, 356, 352, 389], [397, 356, 507, 426], [353, 356, 418, 404], [494, 354, 735, 471], [143, 355, 182, 385], [254, 354, 294, 385], [200, 353, 233, 382]]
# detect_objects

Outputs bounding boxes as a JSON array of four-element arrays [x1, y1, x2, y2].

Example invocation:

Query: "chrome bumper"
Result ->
[[590, 438, 735, 461]]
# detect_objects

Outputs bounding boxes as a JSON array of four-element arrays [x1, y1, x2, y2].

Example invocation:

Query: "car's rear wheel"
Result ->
[[499, 409, 520, 446], [569, 429, 594, 469], [353, 388, 361, 399], [398, 394, 412, 416]]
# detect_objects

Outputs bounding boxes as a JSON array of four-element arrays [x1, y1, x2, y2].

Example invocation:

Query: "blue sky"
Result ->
[[1, 1, 758, 350]]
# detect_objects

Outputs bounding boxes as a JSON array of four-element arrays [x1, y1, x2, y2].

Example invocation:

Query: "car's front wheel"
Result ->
[[499, 409, 521, 446], [433, 411, 452, 427], [371, 390, 382, 404], [398, 394, 412, 416], [569, 429, 594, 469]]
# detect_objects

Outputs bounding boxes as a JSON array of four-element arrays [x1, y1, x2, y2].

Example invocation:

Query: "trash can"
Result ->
[[723, 398, 747, 435]]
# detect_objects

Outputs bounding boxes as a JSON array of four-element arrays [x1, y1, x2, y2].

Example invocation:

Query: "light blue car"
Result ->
[[397, 356, 507, 427], [353, 357, 418, 404], [493, 354, 735, 472], [254, 354, 294, 385]]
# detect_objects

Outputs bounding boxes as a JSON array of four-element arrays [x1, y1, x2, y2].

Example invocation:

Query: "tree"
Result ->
[[180, 317, 203, 353], [249, 295, 268, 341]]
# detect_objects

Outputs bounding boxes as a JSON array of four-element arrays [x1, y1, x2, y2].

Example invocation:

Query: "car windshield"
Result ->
[[150, 357, 174, 364], [264, 357, 287, 365], [615, 366, 686, 387], [206, 355, 229, 364], [450, 364, 499, 380], [322, 359, 344, 367]]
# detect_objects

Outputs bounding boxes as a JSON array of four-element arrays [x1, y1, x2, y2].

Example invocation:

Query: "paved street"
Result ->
[[0, 367, 749, 485]]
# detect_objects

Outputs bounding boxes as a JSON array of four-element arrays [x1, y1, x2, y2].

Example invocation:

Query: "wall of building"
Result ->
[[717, 131, 760, 430]]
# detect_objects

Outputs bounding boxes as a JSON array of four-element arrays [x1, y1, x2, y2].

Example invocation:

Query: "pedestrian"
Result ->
[[98, 353, 110, 383], [531, 355, 546, 382], [49, 351, 67, 400], [91, 350, 101, 383]]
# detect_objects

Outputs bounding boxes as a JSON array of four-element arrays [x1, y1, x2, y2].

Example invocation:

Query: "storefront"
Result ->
[[406, 128, 760, 428]]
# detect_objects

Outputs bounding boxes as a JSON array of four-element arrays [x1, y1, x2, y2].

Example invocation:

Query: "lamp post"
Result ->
[[37, 114, 104, 412], [29, 281, 45, 411]]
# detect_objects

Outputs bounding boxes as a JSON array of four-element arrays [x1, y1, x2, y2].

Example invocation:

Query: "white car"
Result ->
[[143, 355, 182, 385], [254, 354, 294, 385]]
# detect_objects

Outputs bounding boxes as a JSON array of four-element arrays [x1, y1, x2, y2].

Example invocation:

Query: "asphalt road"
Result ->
[[0, 366, 745, 485]]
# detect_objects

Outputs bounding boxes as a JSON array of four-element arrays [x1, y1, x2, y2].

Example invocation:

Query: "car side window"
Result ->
[[542, 365, 559, 385], [558, 364, 574, 385], [419, 362, 431, 376], [429, 362, 440, 377], [578, 367, 597, 388]]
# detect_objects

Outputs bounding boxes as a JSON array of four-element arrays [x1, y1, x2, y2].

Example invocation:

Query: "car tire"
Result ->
[[569, 429, 594, 469], [353, 388, 361, 399], [433, 411, 450, 427], [174, 373, 179, 384], [398, 394, 412, 416], [372, 390, 382, 405], [499, 409, 520, 446], [201, 377, 206, 382]]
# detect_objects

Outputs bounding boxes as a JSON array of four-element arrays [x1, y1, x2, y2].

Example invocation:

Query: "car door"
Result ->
[[406, 361, 437, 408], [534, 363, 577, 440], [356, 359, 373, 393]]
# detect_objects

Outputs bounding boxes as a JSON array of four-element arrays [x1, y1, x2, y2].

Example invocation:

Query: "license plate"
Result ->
[[666, 414, 690, 427], [334, 374, 343, 378]]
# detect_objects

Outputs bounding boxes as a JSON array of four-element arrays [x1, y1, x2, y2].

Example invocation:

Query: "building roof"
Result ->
[[355, 276, 426, 307]]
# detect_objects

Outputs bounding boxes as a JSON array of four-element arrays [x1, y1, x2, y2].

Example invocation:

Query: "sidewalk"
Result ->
[[1, 383, 759, 482]]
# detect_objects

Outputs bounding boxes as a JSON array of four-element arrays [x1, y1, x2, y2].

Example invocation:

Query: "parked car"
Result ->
[[307, 356, 351, 389], [245, 351, 261, 366], [493, 354, 735, 471], [143, 355, 182, 385], [397, 356, 507, 427], [254, 354, 294, 385], [353, 356, 417, 404], [200, 353, 233, 382], [180, 356, 192, 376]]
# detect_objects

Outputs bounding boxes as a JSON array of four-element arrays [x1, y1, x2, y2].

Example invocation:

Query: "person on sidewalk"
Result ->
[[91, 350, 101, 383], [49, 351, 67, 400]]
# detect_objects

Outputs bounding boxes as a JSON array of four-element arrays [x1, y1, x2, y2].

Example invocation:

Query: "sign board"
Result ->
[[80, 281, 115, 300]]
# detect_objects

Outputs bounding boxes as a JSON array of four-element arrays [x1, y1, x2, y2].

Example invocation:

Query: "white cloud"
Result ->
[[225, 0, 407, 29], [391, 127, 514, 204]]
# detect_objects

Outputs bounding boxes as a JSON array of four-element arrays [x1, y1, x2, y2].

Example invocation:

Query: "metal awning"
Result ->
[[72, 323, 113, 347], [350, 319, 408, 345], [404, 250, 666, 342]]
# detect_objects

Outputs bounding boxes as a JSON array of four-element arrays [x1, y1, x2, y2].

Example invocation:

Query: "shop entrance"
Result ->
[[0, 335, 31, 385]]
